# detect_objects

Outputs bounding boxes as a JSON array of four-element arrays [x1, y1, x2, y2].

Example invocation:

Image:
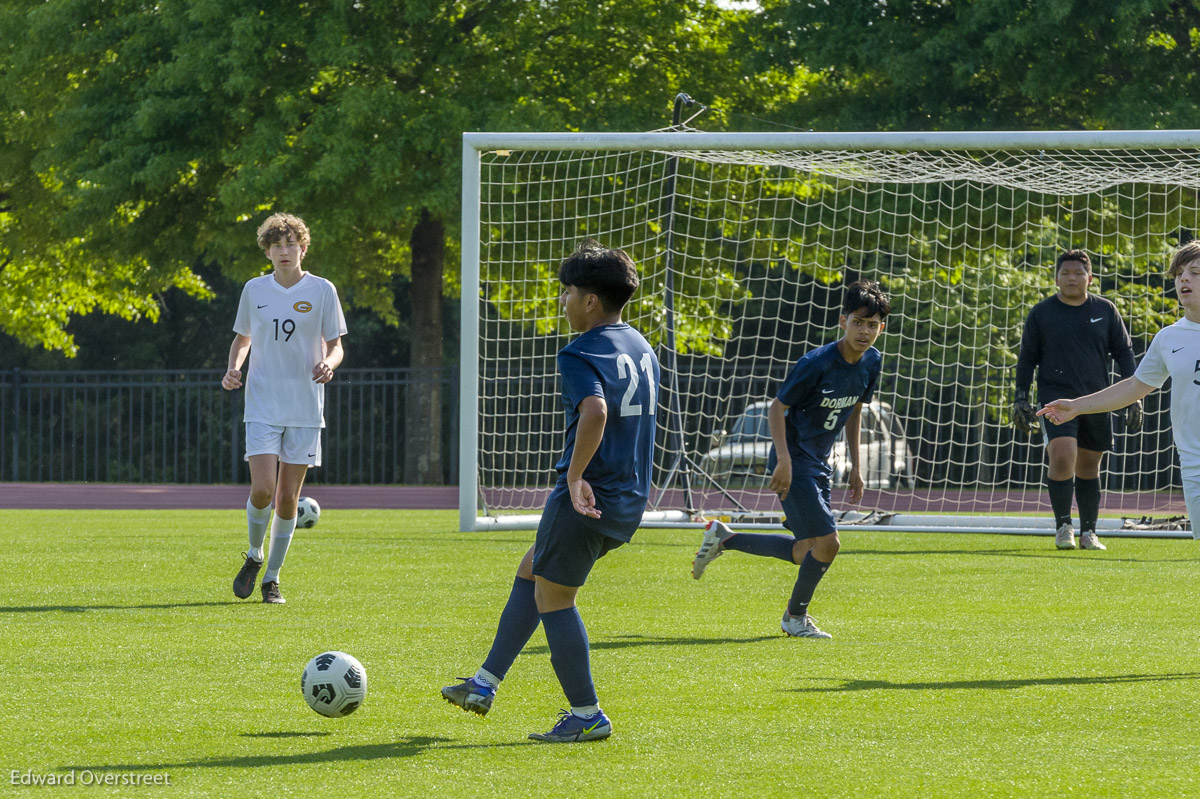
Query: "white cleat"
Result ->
[[781, 611, 832, 639], [692, 519, 736, 580], [1055, 523, 1077, 550], [1080, 530, 1107, 551]]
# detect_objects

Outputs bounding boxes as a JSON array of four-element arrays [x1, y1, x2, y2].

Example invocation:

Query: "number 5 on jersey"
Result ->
[[616, 352, 656, 417]]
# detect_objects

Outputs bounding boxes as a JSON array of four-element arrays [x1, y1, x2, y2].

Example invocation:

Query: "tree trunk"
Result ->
[[404, 209, 445, 484]]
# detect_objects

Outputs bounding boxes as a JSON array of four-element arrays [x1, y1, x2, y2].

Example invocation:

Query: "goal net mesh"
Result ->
[[471, 139, 1192, 527]]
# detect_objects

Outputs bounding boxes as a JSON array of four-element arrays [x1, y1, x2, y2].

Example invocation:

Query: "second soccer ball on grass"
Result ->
[[295, 496, 321, 529]]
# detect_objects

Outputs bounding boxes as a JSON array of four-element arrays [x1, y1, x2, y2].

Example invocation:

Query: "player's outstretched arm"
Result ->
[[566, 396, 607, 518], [767, 398, 792, 500], [1038, 376, 1155, 425], [222, 334, 251, 390]]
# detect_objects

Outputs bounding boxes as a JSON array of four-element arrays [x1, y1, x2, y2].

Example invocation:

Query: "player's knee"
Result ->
[[249, 488, 274, 509], [275, 496, 299, 518], [815, 533, 840, 561]]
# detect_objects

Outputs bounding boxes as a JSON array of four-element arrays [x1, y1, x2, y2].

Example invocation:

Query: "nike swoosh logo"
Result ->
[[257, 304, 269, 309], [582, 720, 604, 734], [308, 453, 317, 457], [821, 388, 836, 394], [1173, 347, 1185, 353], [1089, 317, 1103, 323]]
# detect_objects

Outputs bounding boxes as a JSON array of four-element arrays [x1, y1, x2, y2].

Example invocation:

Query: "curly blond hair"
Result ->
[[256, 213, 311, 251]]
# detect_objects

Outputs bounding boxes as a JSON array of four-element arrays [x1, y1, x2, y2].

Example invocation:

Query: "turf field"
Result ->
[[4, 508, 1200, 797]]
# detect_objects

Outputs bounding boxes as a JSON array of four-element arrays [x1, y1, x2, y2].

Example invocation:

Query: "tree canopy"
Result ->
[[748, 0, 1200, 131], [0, 0, 762, 356]]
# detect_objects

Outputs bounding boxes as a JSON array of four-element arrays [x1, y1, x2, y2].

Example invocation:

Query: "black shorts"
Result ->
[[531, 488, 629, 588], [1038, 394, 1112, 452]]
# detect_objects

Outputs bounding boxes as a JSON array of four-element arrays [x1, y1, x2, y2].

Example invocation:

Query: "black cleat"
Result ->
[[261, 581, 285, 604], [233, 553, 263, 599]]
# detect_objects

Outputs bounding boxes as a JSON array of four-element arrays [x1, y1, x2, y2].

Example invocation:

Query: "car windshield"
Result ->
[[730, 405, 770, 441]]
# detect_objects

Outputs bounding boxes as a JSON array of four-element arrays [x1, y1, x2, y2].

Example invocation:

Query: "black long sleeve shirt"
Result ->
[[1015, 293, 1137, 399]]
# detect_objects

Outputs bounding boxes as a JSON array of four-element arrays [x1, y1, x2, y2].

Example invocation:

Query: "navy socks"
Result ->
[[722, 532, 795, 562], [480, 577, 539, 681], [787, 550, 832, 618], [540, 606, 597, 708]]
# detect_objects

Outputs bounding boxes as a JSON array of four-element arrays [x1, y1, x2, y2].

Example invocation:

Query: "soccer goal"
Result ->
[[459, 130, 1197, 536]]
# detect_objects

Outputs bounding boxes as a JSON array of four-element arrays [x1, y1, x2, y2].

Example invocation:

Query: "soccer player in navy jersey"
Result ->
[[691, 280, 889, 639], [441, 240, 659, 743], [1012, 250, 1139, 551]]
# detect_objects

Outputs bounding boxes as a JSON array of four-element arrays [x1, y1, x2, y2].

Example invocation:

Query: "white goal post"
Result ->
[[460, 130, 1198, 536]]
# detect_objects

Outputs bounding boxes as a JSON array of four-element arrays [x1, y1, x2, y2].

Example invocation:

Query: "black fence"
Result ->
[[0, 367, 458, 485]]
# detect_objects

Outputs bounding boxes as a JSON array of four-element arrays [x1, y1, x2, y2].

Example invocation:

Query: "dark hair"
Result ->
[[1055, 249, 1091, 274], [558, 239, 639, 312], [842, 279, 890, 319]]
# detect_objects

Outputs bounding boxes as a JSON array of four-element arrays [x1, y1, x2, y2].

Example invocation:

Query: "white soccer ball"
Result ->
[[296, 496, 321, 529], [301, 651, 367, 717]]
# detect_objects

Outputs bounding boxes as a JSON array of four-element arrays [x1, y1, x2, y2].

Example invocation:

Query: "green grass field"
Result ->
[[4, 508, 1200, 797]]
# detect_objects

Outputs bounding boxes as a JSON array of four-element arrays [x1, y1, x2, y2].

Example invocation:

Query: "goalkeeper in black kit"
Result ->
[[1013, 250, 1139, 551]]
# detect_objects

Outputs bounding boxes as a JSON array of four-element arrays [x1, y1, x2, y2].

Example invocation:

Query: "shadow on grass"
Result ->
[[522, 632, 777, 655], [240, 732, 333, 739], [847, 549, 1196, 563], [788, 671, 1200, 693], [64, 736, 540, 772], [0, 601, 237, 614]]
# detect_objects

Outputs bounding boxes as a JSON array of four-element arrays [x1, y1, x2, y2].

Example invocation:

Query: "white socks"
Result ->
[[246, 499, 272, 562], [473, 668, 501, 689], [263, 514, 297, 584]]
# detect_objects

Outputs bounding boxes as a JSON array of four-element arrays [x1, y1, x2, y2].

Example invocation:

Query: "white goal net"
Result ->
[[459, 131, 1196, 534]]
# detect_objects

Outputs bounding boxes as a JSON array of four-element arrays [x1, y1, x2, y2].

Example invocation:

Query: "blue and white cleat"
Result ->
[[528, 709, 613, 743], [781, 611, 832, 639], [692, 519, 736, 580], [440, 677, 496, 717]]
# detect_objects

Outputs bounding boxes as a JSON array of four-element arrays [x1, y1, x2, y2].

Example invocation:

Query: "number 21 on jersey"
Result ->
[[615, 352, 656, 417]]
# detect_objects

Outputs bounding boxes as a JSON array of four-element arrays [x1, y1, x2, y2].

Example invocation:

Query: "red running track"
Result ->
[[0, 483, 458, 510]]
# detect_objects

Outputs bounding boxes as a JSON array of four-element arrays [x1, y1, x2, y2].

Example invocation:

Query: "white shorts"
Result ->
[[244, 422, 322, 467]]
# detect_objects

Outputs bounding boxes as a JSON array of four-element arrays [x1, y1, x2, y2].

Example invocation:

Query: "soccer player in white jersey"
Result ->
[[1039, 241, 1200, 535], [222, 213, 348, 603]]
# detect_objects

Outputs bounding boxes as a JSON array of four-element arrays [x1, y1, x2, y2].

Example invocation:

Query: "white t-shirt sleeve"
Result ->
[[1133, 331, 1169, 388], [322, 282, 348, 342], [233, 283, 253, 337]]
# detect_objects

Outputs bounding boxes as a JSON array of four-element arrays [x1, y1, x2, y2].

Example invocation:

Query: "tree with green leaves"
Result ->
[[747, 0, 1200, 131], [0, 0, 763, 482]]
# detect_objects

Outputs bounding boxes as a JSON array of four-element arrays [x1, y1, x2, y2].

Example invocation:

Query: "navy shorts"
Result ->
[[779, 471, 837, 541], [531, 488, 630, 588], [1039, 395, 1112, 452]]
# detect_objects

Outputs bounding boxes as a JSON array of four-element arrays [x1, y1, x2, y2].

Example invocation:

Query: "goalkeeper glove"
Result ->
[[1011, 390, 1039, 435], [1124, 399, 1143, 433]]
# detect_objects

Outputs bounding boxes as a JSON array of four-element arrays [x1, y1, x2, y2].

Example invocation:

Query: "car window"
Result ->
[[730, 405, 770, 441]]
